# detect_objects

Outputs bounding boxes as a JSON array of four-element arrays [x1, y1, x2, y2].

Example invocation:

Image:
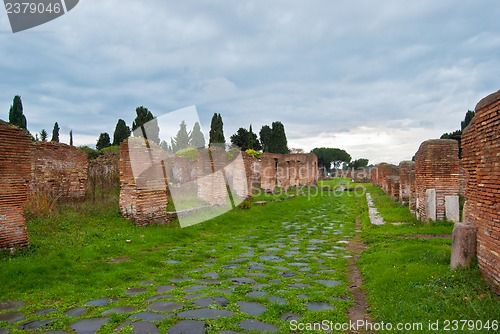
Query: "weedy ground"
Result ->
[[0, 180, 498, 333]]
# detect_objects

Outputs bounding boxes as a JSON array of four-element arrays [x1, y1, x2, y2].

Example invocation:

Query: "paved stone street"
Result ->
[[0, 203, 352, 333]]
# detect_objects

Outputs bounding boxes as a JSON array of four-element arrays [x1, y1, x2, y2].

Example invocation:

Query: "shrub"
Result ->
[[175, 147, 198, 160], [245, 149, 262, 159]]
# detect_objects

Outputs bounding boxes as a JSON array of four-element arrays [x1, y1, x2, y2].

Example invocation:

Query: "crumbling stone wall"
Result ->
[[119, 138, 169, 226], [399, 161, 416, 209], [372, 163, 399, 194], [414, 139, 460, 222], [386, 175, 400, 202], [461, 90, 500, 294], [260, 153, 318, 192], [0, 121, 32, 250], [31, 142, 88, 200]]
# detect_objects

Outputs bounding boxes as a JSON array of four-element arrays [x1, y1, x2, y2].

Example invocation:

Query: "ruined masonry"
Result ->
[[31, 141, 88, 200], [461, 90, 500, 294], [119, 138, 169, 226], [414, 139, 460, 222], [399, 161, 416, 211], [259, 153, 319, 192], [0, 121, 32, 250]]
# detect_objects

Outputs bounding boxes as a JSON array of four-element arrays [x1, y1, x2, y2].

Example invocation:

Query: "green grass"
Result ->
[[358, 184, 499, 333], [1, 179, 498, 333], [0, 179, 357, 333]]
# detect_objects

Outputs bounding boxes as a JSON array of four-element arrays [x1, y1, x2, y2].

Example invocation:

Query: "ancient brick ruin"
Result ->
[[461, 90, 500, 294], [372, 163, 399, 196], [0, 121, 32, 250], [259, 153, 318, 192], [119, 138, 170, 226], [31, 142, 88, 200], [414, 139, 460, 222], [399, 161, 416, 210]]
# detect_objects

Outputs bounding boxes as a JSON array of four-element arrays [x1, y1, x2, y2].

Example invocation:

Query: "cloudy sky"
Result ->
[[1, 0, 499, 164]]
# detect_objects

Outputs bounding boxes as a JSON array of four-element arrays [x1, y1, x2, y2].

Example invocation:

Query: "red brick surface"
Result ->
[[414, 139, 460, 222], [31, 142, 88, 200], [462, 90, 500, 294], [119, 138, 169, 226], [399, 161, 416, 210], [260, 153, 318, 192], [0, 121, 32, 250]]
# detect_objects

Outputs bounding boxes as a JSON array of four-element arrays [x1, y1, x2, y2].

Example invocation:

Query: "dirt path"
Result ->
[[346, 218, 374, 334]]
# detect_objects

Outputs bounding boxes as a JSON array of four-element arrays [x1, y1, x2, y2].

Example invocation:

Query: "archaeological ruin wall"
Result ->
[[414, 139, 460, 222], [119, 138, 169, 226], [461, 90, 500, 294], [259, 153, 318, 192], [0, 121, 32, 250], [399, 161, 416, 210], [31, 142, 88, 200]]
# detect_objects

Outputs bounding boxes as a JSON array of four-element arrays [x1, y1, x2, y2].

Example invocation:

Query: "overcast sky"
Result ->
[[1, 0, 499, 164]]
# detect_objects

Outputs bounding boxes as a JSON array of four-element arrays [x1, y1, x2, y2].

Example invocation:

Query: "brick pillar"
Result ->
[[414, 139, 460, 222], [119, 138, 169, 226], [0, 121, 32, 250]]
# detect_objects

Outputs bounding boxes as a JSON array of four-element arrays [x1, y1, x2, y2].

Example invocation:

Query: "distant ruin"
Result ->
[[118, 140, 319, 226], [31, 141, 88, 200], [0, 121, 32, 250], [259, 153, 319, 192]]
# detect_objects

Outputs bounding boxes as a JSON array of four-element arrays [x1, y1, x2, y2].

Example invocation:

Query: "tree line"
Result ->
[[5, 95, 367, 168]]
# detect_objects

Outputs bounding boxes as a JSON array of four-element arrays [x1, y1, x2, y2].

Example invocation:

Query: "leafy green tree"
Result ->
[[230, 127, 250, 149], [312, 147, 351, 172], [259, 125, 272, 152], [69, 130, 73, 146], [209, 113, 225, 147], [51, 122, 60, 142], [79, 146, 100, 160], [113, 119, 131, 146], [330, 148, 351, 170], [348, 158, 369, 170], [8, 95, 27, 131], [231, 125, 261, 151], [171, 121, 191, 152], [40, 129, 48, 142], [190, 122, 206, 148], [132, 106, 160, 144], [268, 121, 288, 154], [96, 132, 111, 151]]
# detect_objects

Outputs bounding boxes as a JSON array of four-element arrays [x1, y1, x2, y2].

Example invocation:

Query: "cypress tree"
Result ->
[[209, 113, 225, 147], [171, 121, 191, 152], [113, 119, 131, 145], [40, 129, 48, 142], [190, 122, 206, 148], [259, 125, 272, 152], [51, 122, 60, 142], [8, 95, 27, 131], [132, 106, 160, 144], [69, 130, 73, 146], [96, 132, 111, 150], [269, 121, 288, 154]]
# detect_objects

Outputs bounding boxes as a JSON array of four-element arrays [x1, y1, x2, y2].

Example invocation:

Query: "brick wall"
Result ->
[[414, 139, 460, 222], [31, 142, 88, 200], [119, 138, 169, 226], [372, 163, 399, 194], [399, 161, 416, 209], [461, 90, 500, 294], [260, 153, 318, 192], [0, 121, 32, 250]]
